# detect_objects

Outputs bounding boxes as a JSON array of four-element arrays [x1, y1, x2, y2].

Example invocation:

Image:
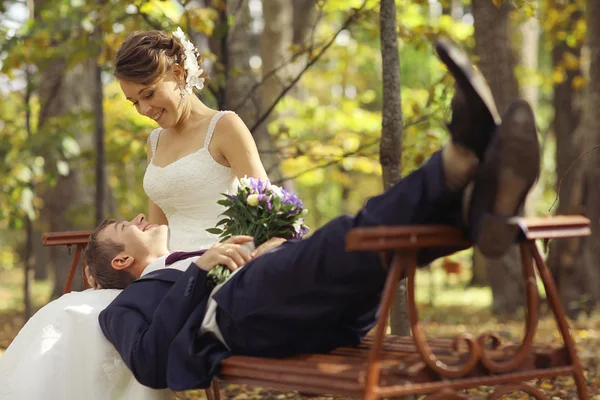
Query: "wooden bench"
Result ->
[[42, 216, 590, 399]]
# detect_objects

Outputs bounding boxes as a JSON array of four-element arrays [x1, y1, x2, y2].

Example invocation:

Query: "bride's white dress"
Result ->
[[145, 110, 238, 251], [0, 290, 172, 400], [0, 111, 239, 399]]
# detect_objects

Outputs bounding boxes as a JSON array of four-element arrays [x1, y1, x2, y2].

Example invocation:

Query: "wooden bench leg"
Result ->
[[364, 251, 407, 400], [529, 241, 589, 400], [63, 245, 83, 294], [205, 379, 220, 400]]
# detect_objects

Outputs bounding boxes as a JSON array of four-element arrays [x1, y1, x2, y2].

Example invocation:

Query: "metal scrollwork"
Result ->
[[407, 244, 541, 379]]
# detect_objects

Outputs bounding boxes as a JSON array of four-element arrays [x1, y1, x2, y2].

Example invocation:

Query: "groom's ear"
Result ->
[[111, 253, 134, 271]]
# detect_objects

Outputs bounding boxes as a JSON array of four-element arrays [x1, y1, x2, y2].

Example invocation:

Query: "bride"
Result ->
[[0, 28, 268, 399]]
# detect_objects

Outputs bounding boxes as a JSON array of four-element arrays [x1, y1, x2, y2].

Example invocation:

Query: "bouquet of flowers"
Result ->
[[205, 177, 309, 290]]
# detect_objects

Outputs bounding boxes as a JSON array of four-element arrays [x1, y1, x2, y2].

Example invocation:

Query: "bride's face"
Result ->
[[119, 72, 183, 129]]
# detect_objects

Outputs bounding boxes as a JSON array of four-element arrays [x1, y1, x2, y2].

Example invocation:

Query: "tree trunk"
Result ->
[[36, 55, 97, 298], [24, 65, 34, 318], [379, 0, 408, 336], [579, 0, 600, 312], [292, 0, 318, 45], [258, 0, 294, 182], [219, 0, 281, 182], [94, 26, 106, 225], [30, 0, 97, 298], [520, 3, 542, 217], [472, 0, 524, 316], [546, 3, 584, 317]]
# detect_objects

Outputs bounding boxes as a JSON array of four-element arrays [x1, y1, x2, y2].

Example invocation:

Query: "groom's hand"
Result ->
[[251, 237, 286, 258], [195, 235, 255, 273]]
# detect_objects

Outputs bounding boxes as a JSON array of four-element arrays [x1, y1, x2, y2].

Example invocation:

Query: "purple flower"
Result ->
[[258, 193, 272, 210], [282, 191, 304, 212], [248, 177, 269, 194]]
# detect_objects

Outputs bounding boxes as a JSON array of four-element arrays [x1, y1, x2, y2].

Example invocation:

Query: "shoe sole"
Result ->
[[435, 38, 501, 126], [475, 100, 540, 258]]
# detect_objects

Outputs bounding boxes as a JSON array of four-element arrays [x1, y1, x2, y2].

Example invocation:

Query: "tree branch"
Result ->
[[247, 1, 369, 133], [549, 144, 600, 212], [272, 137, 380, 185], [231, 40, 315, 112]]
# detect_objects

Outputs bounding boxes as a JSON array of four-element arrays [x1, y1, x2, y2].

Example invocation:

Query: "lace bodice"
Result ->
[[143, 111, 238, 251]]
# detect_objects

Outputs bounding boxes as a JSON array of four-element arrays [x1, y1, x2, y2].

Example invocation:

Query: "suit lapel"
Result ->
[[136, 268, 182, 284]]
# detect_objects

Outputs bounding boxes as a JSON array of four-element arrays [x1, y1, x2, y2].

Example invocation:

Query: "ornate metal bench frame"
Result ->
[[42, 215, 590, 399]]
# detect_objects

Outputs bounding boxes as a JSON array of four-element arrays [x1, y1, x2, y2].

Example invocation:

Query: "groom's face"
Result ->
[[102, 214, 169, 259]]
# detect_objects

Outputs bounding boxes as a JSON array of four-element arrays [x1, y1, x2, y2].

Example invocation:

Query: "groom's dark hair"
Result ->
[[84, 219, 135, 289]]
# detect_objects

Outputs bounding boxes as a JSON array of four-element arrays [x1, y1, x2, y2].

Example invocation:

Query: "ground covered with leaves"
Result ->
[[2, 306, 596, 399], [0, 269, 598, 399], [169, 305, 599, 400]]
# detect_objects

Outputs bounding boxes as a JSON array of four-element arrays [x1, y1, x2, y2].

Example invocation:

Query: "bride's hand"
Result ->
[[196, 235, 254, 272]]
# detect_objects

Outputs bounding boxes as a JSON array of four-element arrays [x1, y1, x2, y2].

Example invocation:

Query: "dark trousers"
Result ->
[[213, 151, 467, 358]]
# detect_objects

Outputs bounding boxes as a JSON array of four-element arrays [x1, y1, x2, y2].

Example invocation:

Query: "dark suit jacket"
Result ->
[[98, 263, 230, 391]]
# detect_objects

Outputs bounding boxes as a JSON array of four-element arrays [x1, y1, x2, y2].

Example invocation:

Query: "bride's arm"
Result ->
[[212, 113, 269, 180], [147, 137, 169, 225], [148, 199, 168, 225]]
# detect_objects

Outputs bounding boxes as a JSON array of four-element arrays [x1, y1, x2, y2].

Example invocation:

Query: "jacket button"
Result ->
[[184, 276, 195, 296]]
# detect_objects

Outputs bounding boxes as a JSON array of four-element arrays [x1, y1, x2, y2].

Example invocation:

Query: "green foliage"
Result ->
[[0, 0, 587, 273]]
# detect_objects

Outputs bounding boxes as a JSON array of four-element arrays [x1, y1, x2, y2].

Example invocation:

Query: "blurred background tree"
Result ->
[[0, 0, 598, 324]]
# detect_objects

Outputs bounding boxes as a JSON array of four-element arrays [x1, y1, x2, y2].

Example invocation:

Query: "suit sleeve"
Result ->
[[99, 264, 209, 389]]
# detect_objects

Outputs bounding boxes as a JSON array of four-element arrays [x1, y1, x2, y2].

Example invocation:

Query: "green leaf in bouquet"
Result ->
[[272, 196, 281, 208], [217, 199, 232, 207], [206, 264, 233, 290], [206, 228, 223, 235], [222, 208, 236, 217], [238, 205, 255, 221], [215, 218, 230, 227], [222, 226, 238, 238], [282, 204, 295, 212]]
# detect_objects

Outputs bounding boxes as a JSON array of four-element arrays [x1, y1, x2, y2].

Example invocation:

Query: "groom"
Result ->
[[87, 40, 541, 391]]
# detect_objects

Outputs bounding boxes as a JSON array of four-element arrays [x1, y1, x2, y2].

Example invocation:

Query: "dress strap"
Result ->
[[148, 128, 162, 157], [204, 111, 236, 148]]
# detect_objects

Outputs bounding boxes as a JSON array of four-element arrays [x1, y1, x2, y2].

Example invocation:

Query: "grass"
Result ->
[[0, 268, 53, 313]]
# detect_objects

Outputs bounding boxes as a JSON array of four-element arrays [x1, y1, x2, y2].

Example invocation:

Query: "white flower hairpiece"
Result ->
[[172, 27, 205, 94]]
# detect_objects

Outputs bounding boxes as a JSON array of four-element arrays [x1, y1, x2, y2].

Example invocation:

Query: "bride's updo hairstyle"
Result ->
[[114, 30, 206, 85]]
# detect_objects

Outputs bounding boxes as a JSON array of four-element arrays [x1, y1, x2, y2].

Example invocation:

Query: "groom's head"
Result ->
[[84, 213, 170, 289]]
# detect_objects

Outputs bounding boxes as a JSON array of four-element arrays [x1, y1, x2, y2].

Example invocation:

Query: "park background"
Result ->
[[0, 0, 599, 398]]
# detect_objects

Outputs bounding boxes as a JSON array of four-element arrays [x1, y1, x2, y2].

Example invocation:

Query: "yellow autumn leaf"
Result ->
[[563, 52, 580, 70], [540, 381, 554, 390], [572, 75, 587, 89], [492, 0, 504, 7], [552, 67, 566, 84]]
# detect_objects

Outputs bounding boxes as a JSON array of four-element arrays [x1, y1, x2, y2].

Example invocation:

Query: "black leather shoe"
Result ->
[[468, 99, 540, 258], [435, 37, 501, 159]]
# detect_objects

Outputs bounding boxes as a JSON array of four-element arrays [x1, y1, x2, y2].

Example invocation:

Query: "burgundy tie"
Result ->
[[165, 250, 207, 266]]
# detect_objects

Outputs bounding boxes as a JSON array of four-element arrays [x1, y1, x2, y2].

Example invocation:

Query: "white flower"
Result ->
[[268, 184, 284, 198], [293, 219, 303, 233], [247, 194, 260, 206], [172, 27, 186, 42], [172, 27, 205, 94], [239, 176, 250, 189]]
